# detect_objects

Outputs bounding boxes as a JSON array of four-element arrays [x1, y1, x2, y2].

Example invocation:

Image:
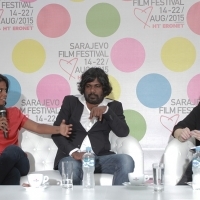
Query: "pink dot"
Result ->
[[187, 2, 200, 35], [36, 74, 71, 108], [37, 4, 71, 38], [187, 74, 200, 105], [20, 0, 36, 2], [111, 38, 145, 72]]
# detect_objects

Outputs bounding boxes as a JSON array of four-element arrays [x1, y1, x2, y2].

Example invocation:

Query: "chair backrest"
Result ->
[[164, 137, 196, 185], [19, 131, 57, 172]]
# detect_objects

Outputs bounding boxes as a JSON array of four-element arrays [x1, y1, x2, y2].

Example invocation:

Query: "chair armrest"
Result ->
[[110, 132, 144, 174], [164, 137, 195, 185]]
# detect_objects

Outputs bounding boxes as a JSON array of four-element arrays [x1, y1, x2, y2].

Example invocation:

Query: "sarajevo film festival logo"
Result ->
[[59, 58, 78, 80], [160, 114, 179, 132], [133, 7, 153, 28], [0, 9, 4, 20]]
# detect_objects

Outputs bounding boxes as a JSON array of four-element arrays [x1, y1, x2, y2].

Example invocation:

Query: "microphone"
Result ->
[[0, 105, 7, 138]]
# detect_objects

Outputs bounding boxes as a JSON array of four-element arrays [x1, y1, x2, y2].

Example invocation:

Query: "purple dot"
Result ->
[[187, 74, 200, 104], [36, 74, 71, 108], [37, 4, 71, 38], [187, 2, 200, 35], [111, 38, 145, 72]]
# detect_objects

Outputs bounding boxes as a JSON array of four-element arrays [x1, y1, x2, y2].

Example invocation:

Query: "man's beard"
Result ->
[[84, 93, 104, 104]]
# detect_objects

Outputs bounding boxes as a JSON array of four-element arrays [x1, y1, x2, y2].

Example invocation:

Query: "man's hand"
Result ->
[[59, 119, 73, 137], [90, 106, 107, 121], [175, 127, 191, 142], [191, 130, 200, 141], [71, 152, 85, 160]]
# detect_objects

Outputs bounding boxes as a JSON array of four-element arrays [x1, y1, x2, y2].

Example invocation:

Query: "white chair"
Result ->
[[163, 137, 196, 185], [19, 131, 144, 186]]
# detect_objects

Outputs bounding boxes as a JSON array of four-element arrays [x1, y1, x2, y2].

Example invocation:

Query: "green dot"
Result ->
[[124, 110, 146, 141], [86, 3, 120, 37]]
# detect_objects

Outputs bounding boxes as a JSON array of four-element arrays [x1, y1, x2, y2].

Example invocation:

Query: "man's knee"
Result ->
[[118, 154, 135, 171], [4, 145, 21, 152], [4, 145, 24, 156]]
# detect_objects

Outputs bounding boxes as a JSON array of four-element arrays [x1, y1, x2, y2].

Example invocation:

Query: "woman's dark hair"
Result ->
[[77, 68, 112, 96], [0, 74, 9, 92]]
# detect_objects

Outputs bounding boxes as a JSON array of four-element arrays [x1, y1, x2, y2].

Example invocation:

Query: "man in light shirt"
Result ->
[[52, 68, 134, 185]]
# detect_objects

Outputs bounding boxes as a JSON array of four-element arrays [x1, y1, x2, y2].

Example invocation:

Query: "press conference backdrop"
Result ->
[[1, 0, 200, 174]]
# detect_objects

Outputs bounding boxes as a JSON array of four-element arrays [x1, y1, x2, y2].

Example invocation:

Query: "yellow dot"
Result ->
[[107, 75, 121, 100], [161, 37, 196, 72], [12, 39, 46, 73]]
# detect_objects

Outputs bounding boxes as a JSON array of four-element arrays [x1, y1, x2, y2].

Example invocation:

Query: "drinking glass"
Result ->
[[61, 161, 73, 189], [152, 163, 164, 192]]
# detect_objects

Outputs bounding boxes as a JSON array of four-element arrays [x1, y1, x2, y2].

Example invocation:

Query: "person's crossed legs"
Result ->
[[95, 154, 134, 185], [0, 145, 30, 185], [58, 156, 83, 185], [58, 153, 134, 185]]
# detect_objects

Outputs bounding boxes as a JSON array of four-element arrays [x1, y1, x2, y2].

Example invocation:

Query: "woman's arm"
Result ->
[[22, 118, 72, 137]]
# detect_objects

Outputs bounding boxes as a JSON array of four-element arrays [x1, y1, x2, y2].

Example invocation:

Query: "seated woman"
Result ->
[[172, 102, 200, 184], [0, 74, 72, 185]]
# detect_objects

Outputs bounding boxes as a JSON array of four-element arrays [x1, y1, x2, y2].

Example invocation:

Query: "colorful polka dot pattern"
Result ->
[[4, 2, 200, 141]]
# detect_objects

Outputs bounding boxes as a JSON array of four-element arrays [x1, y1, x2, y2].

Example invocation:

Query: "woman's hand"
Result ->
[[174, 127, 191, 142], [190, 130, 200, 141], [59, 119, 73, 137], [0, 117, 8, 133]]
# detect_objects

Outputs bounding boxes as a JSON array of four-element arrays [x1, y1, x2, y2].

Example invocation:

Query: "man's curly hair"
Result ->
[[77, 68, 112, 96]]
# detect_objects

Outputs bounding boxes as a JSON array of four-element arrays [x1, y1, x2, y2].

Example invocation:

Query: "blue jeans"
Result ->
[[0, 145, 30, 185], [58, 154, 134, 185]]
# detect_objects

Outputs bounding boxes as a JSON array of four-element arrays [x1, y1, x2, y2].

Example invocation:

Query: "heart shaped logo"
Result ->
[[59, 58, 78, 80], [133, 7, 153, 28], [0, 9, 4, 19], [160, 114, 179, 132]]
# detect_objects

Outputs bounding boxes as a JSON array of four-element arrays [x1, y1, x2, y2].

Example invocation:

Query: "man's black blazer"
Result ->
[[52, 95, 129, 169]]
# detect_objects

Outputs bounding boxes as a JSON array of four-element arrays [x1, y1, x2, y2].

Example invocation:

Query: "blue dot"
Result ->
[[4, 75, 21, 107], [136, 73, 171, 108]]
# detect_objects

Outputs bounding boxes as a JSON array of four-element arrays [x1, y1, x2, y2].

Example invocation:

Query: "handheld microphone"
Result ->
[[0, 105, 7, 138]]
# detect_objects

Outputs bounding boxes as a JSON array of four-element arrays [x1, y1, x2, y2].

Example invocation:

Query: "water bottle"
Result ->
[[192, 146, 200, 190], [82, 147, 95, 189]]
